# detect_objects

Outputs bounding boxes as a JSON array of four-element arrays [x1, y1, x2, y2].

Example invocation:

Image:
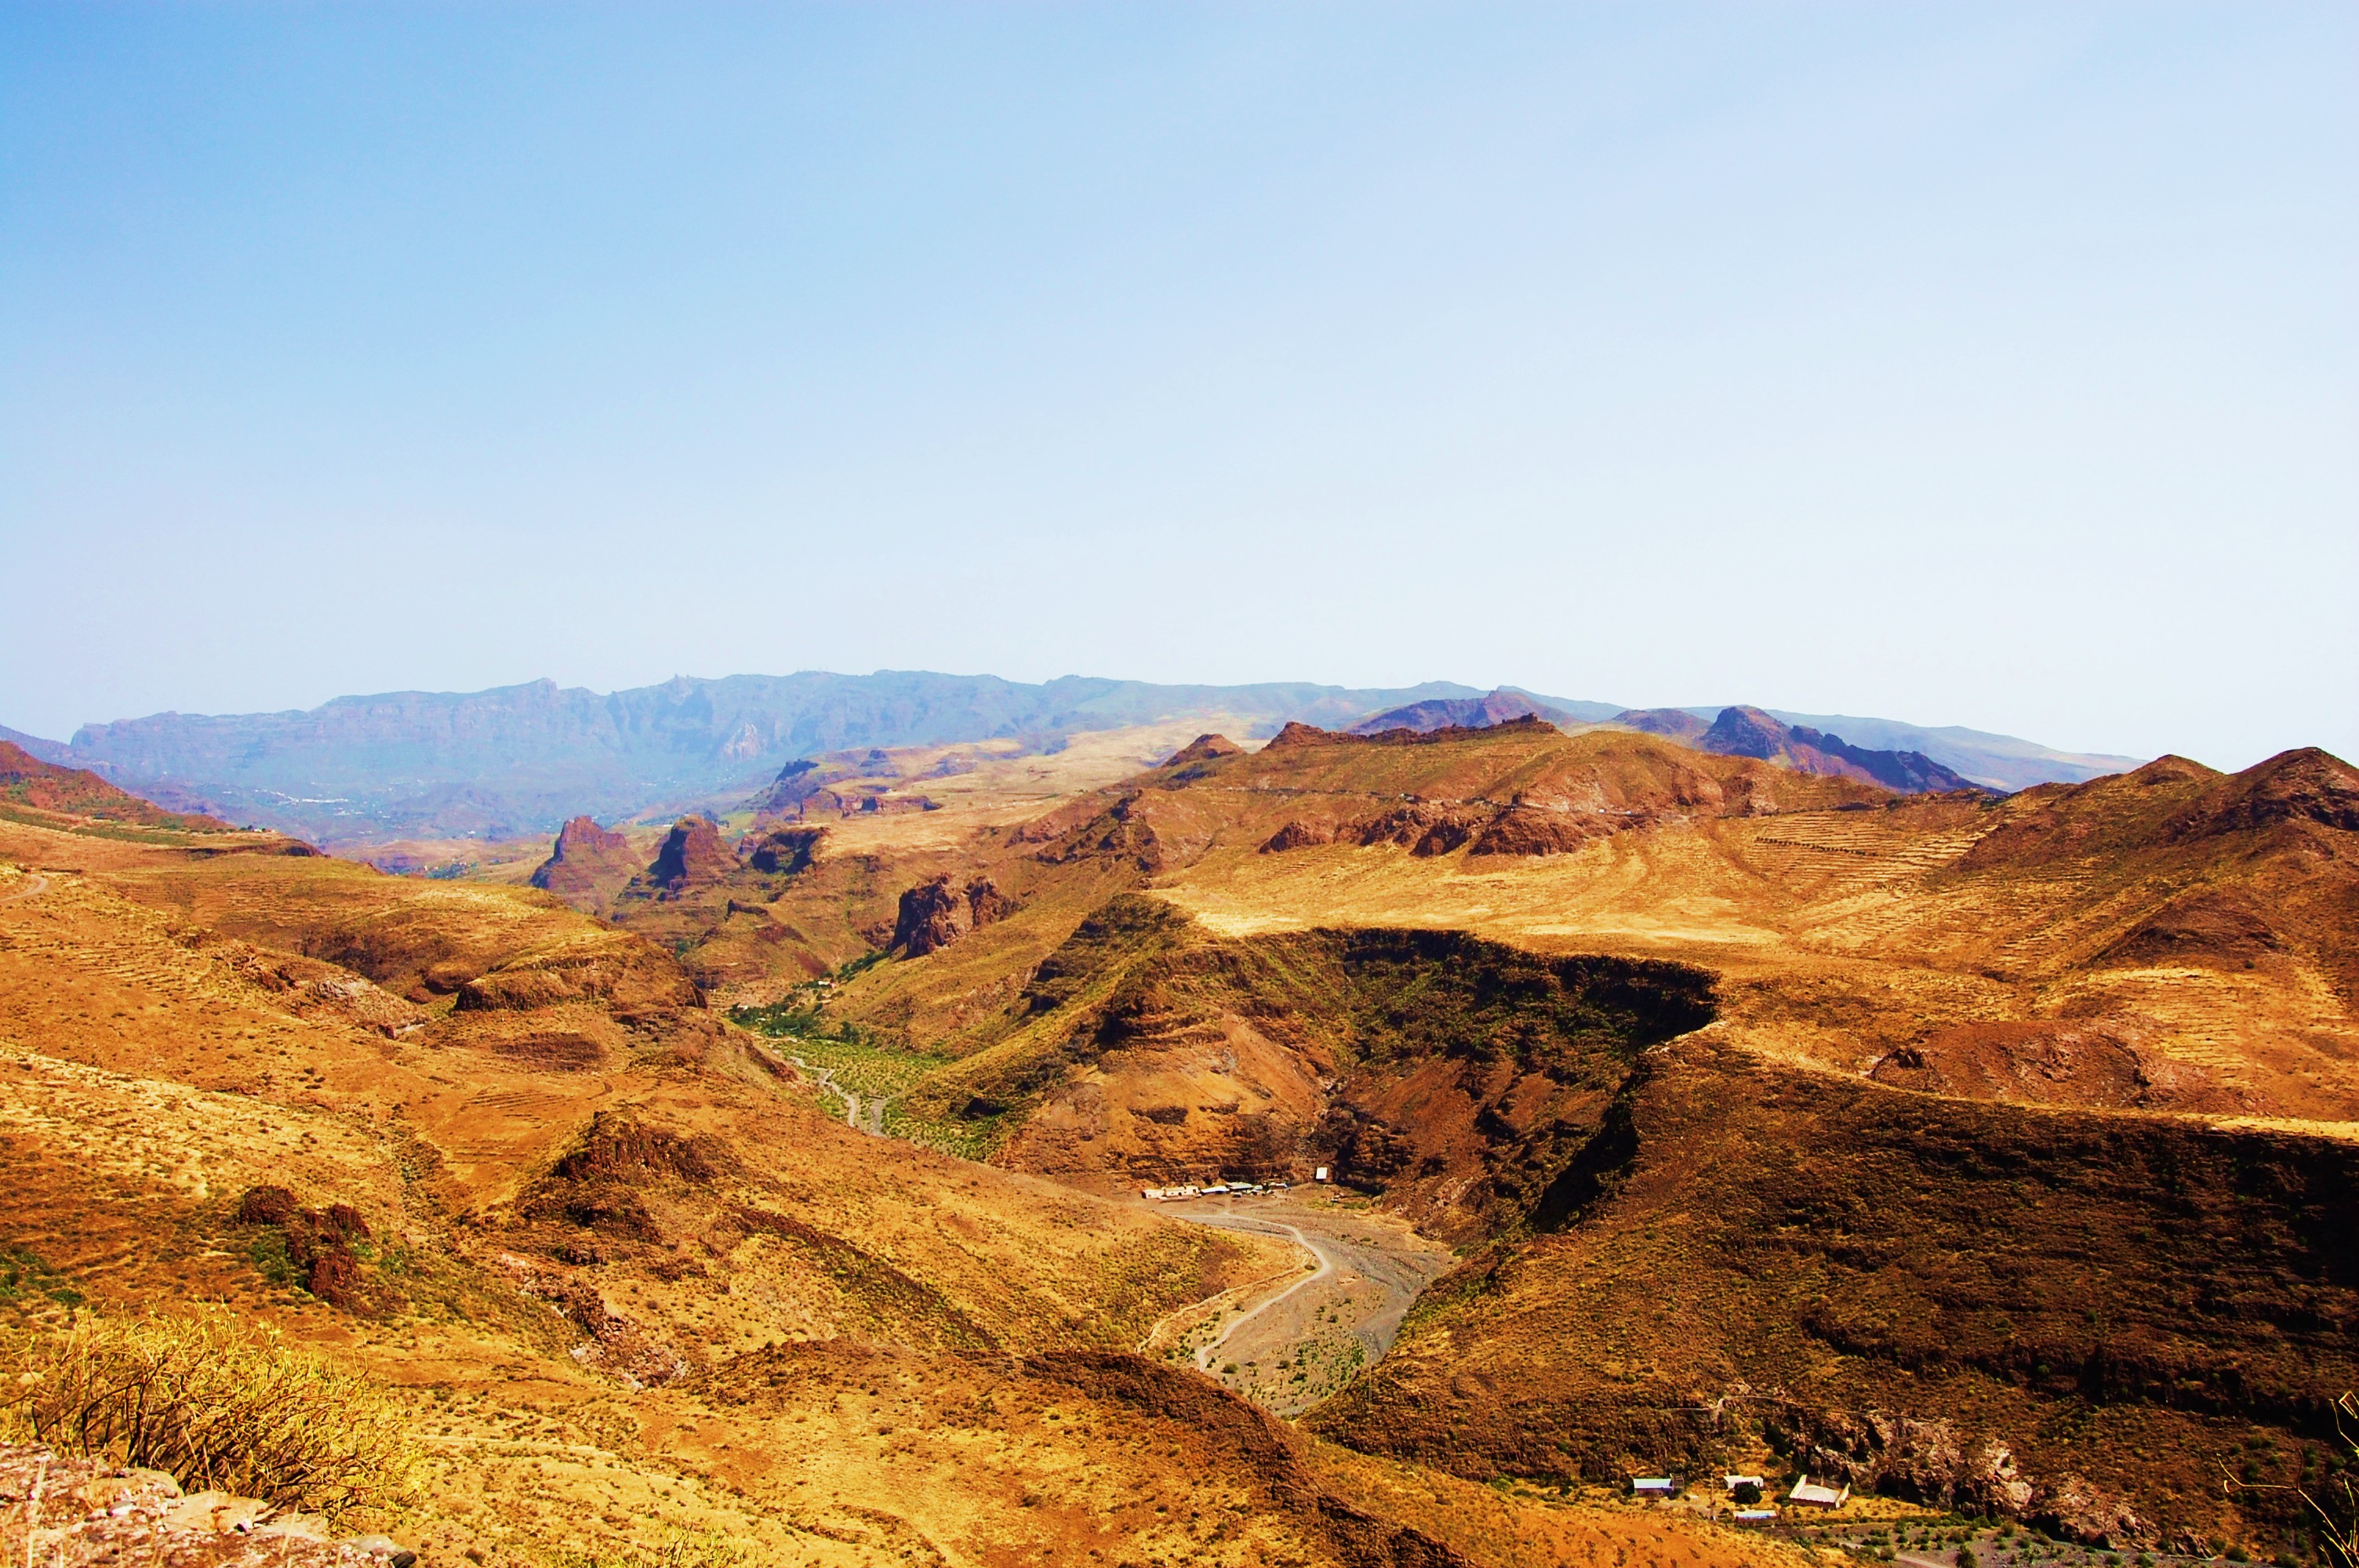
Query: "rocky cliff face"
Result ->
[[529, 816, 644, 916], [645, 816, 739, 894], [891, 874, 1020, 957]]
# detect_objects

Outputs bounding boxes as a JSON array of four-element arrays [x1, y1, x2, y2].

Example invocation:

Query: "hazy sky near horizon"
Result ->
[[3, 4, 2352, 771]]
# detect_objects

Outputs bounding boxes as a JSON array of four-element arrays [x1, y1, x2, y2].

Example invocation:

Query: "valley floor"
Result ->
[[1136, 1192, 1456, 1417]]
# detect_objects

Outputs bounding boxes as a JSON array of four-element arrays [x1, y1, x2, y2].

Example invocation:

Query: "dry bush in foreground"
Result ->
[[0, 1310, 417, 1520]]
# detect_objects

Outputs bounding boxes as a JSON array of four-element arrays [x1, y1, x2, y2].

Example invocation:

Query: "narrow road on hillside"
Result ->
[[0, 873, 52, 909]]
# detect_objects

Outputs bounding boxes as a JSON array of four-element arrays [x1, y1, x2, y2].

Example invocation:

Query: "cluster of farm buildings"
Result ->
[[1140, 1176, 1301, 1201], [1628, 1472, 1852, 1523]]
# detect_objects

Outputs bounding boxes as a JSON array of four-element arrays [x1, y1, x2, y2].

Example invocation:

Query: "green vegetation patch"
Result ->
[[0, 1240, 83, 1312]]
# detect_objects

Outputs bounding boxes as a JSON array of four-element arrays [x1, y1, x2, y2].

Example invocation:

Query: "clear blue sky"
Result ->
[[3, 3, 2352, 769]]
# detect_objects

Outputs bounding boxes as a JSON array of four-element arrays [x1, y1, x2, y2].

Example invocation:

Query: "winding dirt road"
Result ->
[[1154, 1193, 1455, 1417], [0, 872, 51, 909], [1186, 1214, 1334, 1373]]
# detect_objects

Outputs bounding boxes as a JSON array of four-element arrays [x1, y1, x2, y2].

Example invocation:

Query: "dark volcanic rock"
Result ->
[[745, 824, 826, 876], [647, 816, 739, 892], [966, 875, 1018, 928], [893, 875, 972, 956], [529, 815, 644, 915]]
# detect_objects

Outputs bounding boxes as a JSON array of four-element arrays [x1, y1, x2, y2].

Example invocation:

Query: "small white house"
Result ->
[[1786, 1477, 1850, 1509], [1732, 1508, 1779, 1526], [1630, 1476, 1678, 1497], [1723, 1474, 1765, 1493]]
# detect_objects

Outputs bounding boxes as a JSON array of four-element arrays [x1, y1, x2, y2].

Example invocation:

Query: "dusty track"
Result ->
[[1158, 1194, 1455, 1417], [789, 1054, 885, 1133], [0, 871, 50, 907]]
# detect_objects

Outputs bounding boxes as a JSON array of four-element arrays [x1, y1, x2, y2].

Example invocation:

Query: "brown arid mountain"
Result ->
[[0, 739, 239, 834], [0, 794, 1806, 1568], [1694, 705, 1984, 794], [598, 719, 2359, 1558], [1349, 688, 1590, 736], [527, 815, 645, 916], [1608, 706, 1986, 794]]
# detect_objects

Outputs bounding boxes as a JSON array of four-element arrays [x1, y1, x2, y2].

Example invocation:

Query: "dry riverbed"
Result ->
[[1138, 1190, 1456, 1417]]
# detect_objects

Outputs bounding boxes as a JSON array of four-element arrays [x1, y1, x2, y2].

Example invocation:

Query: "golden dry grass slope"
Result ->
[[0, 783, 1796, 1568]]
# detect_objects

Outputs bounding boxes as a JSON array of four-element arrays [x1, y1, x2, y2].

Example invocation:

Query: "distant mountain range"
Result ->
[[1357, 696, 1983, 794], [5, 671, 2143, 846]]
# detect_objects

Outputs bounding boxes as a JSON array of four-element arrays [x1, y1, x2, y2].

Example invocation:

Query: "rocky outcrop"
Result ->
[[1262, 818, 1339, 853], [0, 1445, 416, 1568], [231, 1187, 388, 1314], [1263, 800, 1616, 859], [892, 877, 971, 956], [1767, 1407, 2151, 1548], [1350, 804, 1487, 856], [889, 874, 1023, 957], [1260, 721, 1346, 751], [744, 824, 825, 876], [1467, 803, 1616, 857], [1032, 794, 1167, 874], [645, 816, 738, 893], [529, 815, 643, 915], [966, 875, 1018, 928]]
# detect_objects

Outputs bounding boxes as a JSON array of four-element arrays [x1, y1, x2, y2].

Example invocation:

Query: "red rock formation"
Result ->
[[966, 876, 1018, 928], [892, 875, 971, 956], [1259, 721, 1343, 750], [529, 815, 644, 915], [646, 816, 738, 893], [1260, 818, 1338, 853]]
